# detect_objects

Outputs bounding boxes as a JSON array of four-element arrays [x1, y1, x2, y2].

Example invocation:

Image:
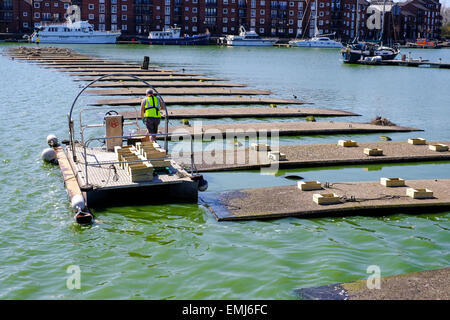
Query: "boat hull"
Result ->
[[289, 40, 343, 48], [341, 48, 399, 63], [138, 34, 210, 45], [226, 39, 276, 46], [31, 34, 120, 44]]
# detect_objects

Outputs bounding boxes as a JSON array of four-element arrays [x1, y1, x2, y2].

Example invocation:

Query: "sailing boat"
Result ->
[[289, 0, 343, 48], [341, 0, 399, 62]]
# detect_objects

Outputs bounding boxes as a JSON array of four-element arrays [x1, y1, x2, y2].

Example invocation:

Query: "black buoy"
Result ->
[[141, 56, 150, 70], [74, 210, 94, 224], [191, 174, 208, 192], [284, 175, 304, 181]]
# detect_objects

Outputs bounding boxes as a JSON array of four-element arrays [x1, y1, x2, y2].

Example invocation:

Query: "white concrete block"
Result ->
[[408, 138, 427, 145], [268, 151, 286, 161], [250, 143, 271, 151], [406, 188, 434, 199], [313, 193, 341, 205], [298, 180, 322, 191], [380, 177, 406, 187], [338, 140, 358, 147], [429, 144, 449, 152], [364, 148, 383, 156]]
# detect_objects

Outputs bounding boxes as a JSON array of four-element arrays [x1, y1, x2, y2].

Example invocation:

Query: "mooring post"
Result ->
[[141, 56, 150, 70]]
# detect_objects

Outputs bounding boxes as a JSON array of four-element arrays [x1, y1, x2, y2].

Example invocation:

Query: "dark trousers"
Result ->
[[145, 117, 161, 135]]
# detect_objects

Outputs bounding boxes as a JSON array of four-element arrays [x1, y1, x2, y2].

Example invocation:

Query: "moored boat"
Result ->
[[222, 26, 277, 46], [30, 20, 120, 44], [138, 26, 210, 45], [289, 36, 343, 48]]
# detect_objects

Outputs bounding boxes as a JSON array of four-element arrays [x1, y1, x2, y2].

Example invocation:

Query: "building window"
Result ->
[[122, 5, 127, 11], [45, 2, 49, 7], [54, 2, 58, 7], [122, 24, 128, 31], [112, 15, 117, 23], [165, 0, 171, 4], [260, 18, 265, 24], [193, 0, 197, 3], [34, 3, 40, 8], [23, 12, 27, 17], [111, 24, 118, 31], [89, 4, 94, 10], [289, 1, 294, 7], [165, 7, 170, 14], [34, 12, 40, 18], [260, 9, 265, 15], [193, 26, 197, 32], [99, 14, 105, 23], [223, 27, 227, 33], [112, 5, 117, 13], [122, 15, 127, 21], [100, 4, 105, 13], [165, 16, 170, 24], [192, 16, 197, 22], [223, 8, 228, 14], [185, 7, 189, 11], [223, 17, 228, 23], [89, 14, 94, 20], [64, 4, 69, 9], [23, 22, 29, 28], [192, 7, 197, 13], [289, 10, 294, 16], [260, 27, 264, 33], [224, 0, 228, 4], [260, 0, 265, 5]]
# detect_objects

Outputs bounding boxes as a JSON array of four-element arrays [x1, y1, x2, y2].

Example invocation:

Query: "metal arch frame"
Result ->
[[68, 73, 169, 160]]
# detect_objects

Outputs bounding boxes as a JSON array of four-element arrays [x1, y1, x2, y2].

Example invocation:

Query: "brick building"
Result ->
[[80, 0, 134, 34], [0, 0, 444, 40]]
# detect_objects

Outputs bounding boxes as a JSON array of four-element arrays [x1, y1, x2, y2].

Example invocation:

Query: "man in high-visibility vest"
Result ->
[[140, 88, 165, 142]]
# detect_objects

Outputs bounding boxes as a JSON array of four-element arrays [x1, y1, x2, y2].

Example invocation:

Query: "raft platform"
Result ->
[[120, 107, 360, 119], [89, 81, 247, 88], [202, 179, 450, 221], [155, 122, 420, 141], [88, 87, 271, 96], [345, 59, 450, 69], [297, 267, 450, 300], [75, 75, 227, 82], [177, 140, 446, 172], [64, 142, 199, 208], [93, 96, 309, 106]]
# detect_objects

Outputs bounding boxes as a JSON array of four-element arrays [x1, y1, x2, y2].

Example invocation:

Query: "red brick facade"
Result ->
[[0, 0, 444, 41]]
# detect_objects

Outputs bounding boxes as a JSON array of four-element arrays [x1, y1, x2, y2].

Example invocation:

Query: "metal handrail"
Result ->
[[78, 132, 195, 186], [68, 73, 170, 160], [78, 105, 142, 145]]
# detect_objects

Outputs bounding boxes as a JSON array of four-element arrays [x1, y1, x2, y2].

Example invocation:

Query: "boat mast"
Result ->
[[380, 0, 386, 44], [314, 0, 319, 37], [355, 0, 359, 42]]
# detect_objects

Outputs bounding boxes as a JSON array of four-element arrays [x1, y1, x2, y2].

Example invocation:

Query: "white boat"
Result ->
[[289, 36, 343, 48], [223, 26, 277, 46], [30, 20, 121, 44], [288, 0, 342, 48]]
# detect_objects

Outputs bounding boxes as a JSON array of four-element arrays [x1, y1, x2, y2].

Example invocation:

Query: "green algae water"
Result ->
[[0, 43, 449, 299]]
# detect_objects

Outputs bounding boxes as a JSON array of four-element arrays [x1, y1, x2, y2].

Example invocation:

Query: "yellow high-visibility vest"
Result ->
[[144, 96, 161, 118]]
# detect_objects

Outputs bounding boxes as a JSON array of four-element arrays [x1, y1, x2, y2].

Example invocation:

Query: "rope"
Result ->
[[322, 181, 409, 203]]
